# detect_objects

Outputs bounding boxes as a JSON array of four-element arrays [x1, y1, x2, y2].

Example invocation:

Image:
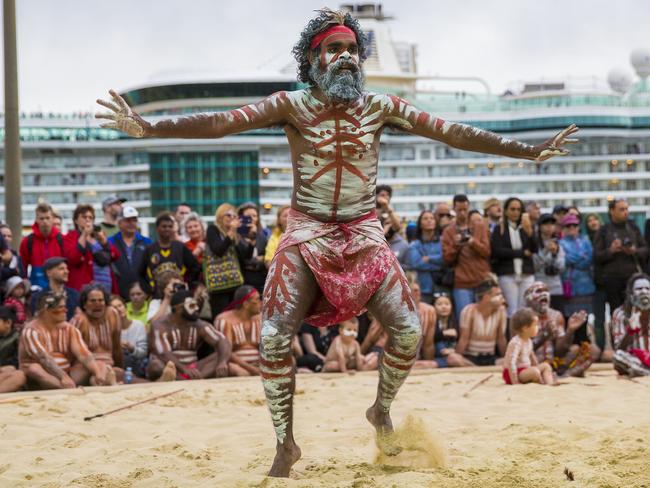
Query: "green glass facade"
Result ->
[[149, 151, 260, 215]]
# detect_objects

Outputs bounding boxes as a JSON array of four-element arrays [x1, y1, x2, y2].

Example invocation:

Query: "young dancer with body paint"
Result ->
[[96, 8, 579, 478]]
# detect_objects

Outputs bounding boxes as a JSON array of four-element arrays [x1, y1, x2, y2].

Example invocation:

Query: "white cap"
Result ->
[[119, 206, 139, 220]]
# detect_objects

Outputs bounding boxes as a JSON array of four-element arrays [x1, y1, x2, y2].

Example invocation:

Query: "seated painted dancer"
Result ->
[[612, 273, 650, 376], [19, 291, 108, 389], [70, 284, 124, 385], [214, 285, 263, 377], [96, 8, 578, 477], [524, 281, 597, 377], [148, 289, 230, 381]]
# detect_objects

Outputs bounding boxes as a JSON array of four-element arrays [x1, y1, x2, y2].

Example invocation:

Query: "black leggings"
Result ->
[[296, 353, 324, 372]]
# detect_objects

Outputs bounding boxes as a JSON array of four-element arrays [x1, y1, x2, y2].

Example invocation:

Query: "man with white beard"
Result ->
[[612, 273, 650, 376], [95, 8, 579, 477]]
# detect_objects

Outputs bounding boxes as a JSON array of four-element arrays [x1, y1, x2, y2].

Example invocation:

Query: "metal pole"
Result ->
[[3, 0, 22, 238]]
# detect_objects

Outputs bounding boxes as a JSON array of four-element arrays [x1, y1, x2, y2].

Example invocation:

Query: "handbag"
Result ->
[[562, 267, 573, 299], [203, 243, 244, 293]]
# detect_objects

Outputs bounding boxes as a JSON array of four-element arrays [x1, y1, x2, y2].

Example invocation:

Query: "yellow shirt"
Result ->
[[264, 227, 283, 263]]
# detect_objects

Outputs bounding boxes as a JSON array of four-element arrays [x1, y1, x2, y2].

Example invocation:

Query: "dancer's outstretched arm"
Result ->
[[96, 89, 289, 139], [380, 94, 578, 162]]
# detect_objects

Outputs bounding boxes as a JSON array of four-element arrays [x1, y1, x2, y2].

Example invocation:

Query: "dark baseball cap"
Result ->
[[43, 256, 67, 272], [552, 204, 568, 214], [538, 213, 556, 225]]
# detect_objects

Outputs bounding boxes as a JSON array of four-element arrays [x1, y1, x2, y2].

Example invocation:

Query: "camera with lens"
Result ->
[[459, 228, 471, 243], [622, 237, 633, 248], [544, 264, 559, 276], [172, 282, 188, 293]]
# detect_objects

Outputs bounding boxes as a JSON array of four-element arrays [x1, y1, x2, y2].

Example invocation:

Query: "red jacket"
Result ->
[[19, 223, 64, 269], [63, 230, 121, 292]]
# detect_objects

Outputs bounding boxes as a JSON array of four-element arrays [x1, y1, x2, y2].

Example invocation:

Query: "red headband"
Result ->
[[310, 25, 356, 50], [223, 289, 258, 311]]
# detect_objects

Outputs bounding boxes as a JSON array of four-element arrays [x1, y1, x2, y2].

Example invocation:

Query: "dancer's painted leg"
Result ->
[[260, 246, 317, 477], [365, 261, 422, 454]]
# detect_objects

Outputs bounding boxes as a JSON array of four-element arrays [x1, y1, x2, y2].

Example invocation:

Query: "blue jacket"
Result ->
[[559, 235, 595, 296], [407, 238, 444, 294], [109, 231, 153, 299]]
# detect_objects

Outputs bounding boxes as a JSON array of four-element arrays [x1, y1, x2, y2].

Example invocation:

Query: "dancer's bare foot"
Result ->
[[158, 362, 177, 382], [366, 404, 402, 456], [268, 442, 301, 478]]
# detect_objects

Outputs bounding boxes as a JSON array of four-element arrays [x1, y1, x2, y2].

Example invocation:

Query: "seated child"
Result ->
[[4, 276, 29, 332], [503, 308, 556, 385], [322, 317, 376, 373], [0, 306, 26, 392]]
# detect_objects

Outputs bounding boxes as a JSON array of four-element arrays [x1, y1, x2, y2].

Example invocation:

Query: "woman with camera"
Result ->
[[532, 213, 566, 312], [64, 204, 119, 292], [490, 197, 537, 318], [205, 204, 253, 318], [237, 203, 268, 295]]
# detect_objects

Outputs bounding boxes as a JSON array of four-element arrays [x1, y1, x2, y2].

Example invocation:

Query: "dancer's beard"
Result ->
[[310, 57, 365, 104]]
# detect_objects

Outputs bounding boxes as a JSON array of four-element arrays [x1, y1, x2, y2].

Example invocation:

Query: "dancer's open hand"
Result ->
[[535, 124, 579, 162], [96, 89, 149, 138]]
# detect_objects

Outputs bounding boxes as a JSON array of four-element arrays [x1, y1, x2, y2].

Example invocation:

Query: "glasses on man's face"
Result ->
[[565, 224, 579, 228]]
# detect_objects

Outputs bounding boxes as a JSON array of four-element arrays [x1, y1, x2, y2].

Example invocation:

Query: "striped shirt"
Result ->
[[460, 303, 507, 356], [19, 320, 90, 373]]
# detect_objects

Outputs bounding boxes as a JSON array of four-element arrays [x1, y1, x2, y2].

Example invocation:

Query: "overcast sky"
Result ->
[[8, 0, 650, 112]]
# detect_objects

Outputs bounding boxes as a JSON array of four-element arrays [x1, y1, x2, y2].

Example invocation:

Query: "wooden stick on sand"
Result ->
[[84, 388, 184, 421], [462, 374, 493, 397]]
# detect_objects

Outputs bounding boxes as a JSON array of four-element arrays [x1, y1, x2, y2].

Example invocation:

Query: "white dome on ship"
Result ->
[[607, 67, 633, 93], [631, 48, 650, 79]]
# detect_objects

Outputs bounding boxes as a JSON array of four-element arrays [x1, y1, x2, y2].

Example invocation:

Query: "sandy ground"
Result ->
[[0, 365, 648, 488]]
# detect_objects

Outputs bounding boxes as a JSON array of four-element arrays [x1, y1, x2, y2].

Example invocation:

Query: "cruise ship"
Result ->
[[2, 3, 650, 232]]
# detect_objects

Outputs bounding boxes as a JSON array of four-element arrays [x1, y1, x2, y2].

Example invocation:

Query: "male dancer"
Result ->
[[214, 285, 263, 376], [20, 292, 108, 389], [148, 289, 230, 381], [96, 8, 578, 477], [524, 281, 595, 376], [612, 273, 650, 376]]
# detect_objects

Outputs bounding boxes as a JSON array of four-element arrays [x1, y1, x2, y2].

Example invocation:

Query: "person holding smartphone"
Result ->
[[64, 204, 119, 292]]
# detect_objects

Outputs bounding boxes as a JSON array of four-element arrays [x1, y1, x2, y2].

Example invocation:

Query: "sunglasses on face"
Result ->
[[564, 224, 579, 228], [437, 213, 451, 218]]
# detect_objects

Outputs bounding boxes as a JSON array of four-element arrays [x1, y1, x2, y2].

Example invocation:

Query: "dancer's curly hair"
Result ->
[[292, 8, 368, 86], [623, 272, 650, 317]]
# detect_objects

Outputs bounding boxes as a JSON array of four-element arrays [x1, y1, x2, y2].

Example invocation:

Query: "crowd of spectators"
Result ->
[[0, 189, 649, 393]]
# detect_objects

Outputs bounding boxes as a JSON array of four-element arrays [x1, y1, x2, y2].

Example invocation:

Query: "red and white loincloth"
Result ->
[[269, 209, 395, 327]]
